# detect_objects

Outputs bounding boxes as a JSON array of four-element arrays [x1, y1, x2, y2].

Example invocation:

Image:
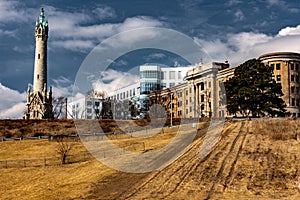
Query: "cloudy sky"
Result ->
[[1, 0, 300, 118]]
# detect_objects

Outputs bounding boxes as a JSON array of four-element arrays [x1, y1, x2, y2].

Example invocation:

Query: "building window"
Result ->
[[170, 82, 175, 87], [186, 99, 188, 105], [185, 89, 188, 96], [186, 109, 188, 114], [208, 82, 211, 88], [169, 71, 175, 79], [87, 108, 92, 113], [178, 71, 182, 79], [277, 75, 281, 81], [291, 63, 295, 70], [200, 82, 204, 90], [189, 87, 192, 93], [189, 97, 192, 103], [270, 64, 274, 70], [190, 107, 192, 112], [276, 63, 281, 70], [201, 95, 205, 102], [291, 86, 295, 93], [291, 75, 295, 82], [37, 74, 39, 80], [178, 101, 182, 107], [292, 98, 295, 106], [38, 54, 40, 59], [177, 92, 182, 98], [86, 101, 92, 106], [201, 104, 205, 111], [178, 110, 182, 116], [140, 70, 160, 79]]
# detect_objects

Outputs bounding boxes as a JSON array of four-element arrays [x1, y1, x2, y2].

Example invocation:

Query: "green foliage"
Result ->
[[225, 59, 286, 117]]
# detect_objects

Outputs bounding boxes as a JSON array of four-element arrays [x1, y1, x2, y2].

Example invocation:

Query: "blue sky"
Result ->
[[1, 0, 300, 118]]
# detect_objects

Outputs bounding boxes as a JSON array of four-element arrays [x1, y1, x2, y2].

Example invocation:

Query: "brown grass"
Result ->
[[2, 119, 300, 199]]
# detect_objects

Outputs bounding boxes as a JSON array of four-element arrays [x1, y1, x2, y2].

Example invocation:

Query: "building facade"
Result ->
[[259, 52, 300, 117], [68, 52, 300, 120], [68, 91, 111, 119], [149, 62, 231, 119], [106, 65, 193, 119], [24, 8, 53, 119]]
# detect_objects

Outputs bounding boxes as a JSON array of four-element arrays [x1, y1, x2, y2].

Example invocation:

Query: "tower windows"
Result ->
[[276, 75, 281, 81], [291, 86, 295, 93], [292, 98, 295, 106], [38, 54, 40, 59], [37, 74, 39, 80]]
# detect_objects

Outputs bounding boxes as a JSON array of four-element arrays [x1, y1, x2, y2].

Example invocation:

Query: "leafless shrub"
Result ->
[[55, 136, 73, 164]]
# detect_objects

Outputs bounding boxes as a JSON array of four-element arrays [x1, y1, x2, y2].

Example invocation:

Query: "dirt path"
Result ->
[[85, 122, 246, 199]]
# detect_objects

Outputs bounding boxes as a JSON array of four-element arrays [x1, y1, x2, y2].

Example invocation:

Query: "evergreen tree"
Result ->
[[225, 59, 286, 117]]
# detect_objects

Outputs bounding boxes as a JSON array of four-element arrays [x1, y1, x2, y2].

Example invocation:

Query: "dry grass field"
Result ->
[[1, 118, 300, 199]]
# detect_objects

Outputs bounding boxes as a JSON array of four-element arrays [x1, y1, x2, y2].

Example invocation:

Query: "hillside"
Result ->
[[1, 118, 300, 199], [87, 118, 300, 199]]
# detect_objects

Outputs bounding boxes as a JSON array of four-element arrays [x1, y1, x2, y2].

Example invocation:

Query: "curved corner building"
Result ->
[[259, 52, 300, 117]]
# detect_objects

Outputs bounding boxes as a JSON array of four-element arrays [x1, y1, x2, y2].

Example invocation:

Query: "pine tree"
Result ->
[[225, 59, 286, 118]]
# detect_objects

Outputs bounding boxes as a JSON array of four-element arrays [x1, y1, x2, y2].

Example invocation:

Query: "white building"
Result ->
[[106, 64, 193, 119], [67, 91, 108, 119], [68, 64, 194, 119], [108, 64, 193, 99]]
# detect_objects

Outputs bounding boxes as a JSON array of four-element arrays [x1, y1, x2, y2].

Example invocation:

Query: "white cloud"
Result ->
[[265, 0, 300, 13], [145, 53, 166, 61], [0, 29, 15, 37], [265, 0, 286, 7], [0, 0, 32, 22], [92, 69, 139, 94], [51, 40, 95, 52], [0, 83, 26, 119], [226, 0, 242, 6], [195, 25, 300, 65], [278, 25, 300, 36], [0, 3, 164, 51], [92, 4, 117, 20], [234, 9, 245, 22], [51, 76, 73, 98], [47, 7, 164, 51]]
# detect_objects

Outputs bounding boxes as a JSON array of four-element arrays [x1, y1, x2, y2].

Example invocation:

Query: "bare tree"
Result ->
[[52, 96, 67, 118], [56, 136, 72, 164]]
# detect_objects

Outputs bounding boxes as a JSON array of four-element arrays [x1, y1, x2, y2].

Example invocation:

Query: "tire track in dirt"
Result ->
[[122, 127, 208, 199], [122, 122, 241, 199], [163, 122, 241, 199], [205, 121, 248, 200], [223, 122, 249, 190]]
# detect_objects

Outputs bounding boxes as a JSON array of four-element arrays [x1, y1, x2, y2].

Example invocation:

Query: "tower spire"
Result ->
[[24, 8, 53, 119]]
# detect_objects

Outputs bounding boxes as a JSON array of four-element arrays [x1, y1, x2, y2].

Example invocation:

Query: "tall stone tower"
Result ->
[[24, 8, 53, 119]]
